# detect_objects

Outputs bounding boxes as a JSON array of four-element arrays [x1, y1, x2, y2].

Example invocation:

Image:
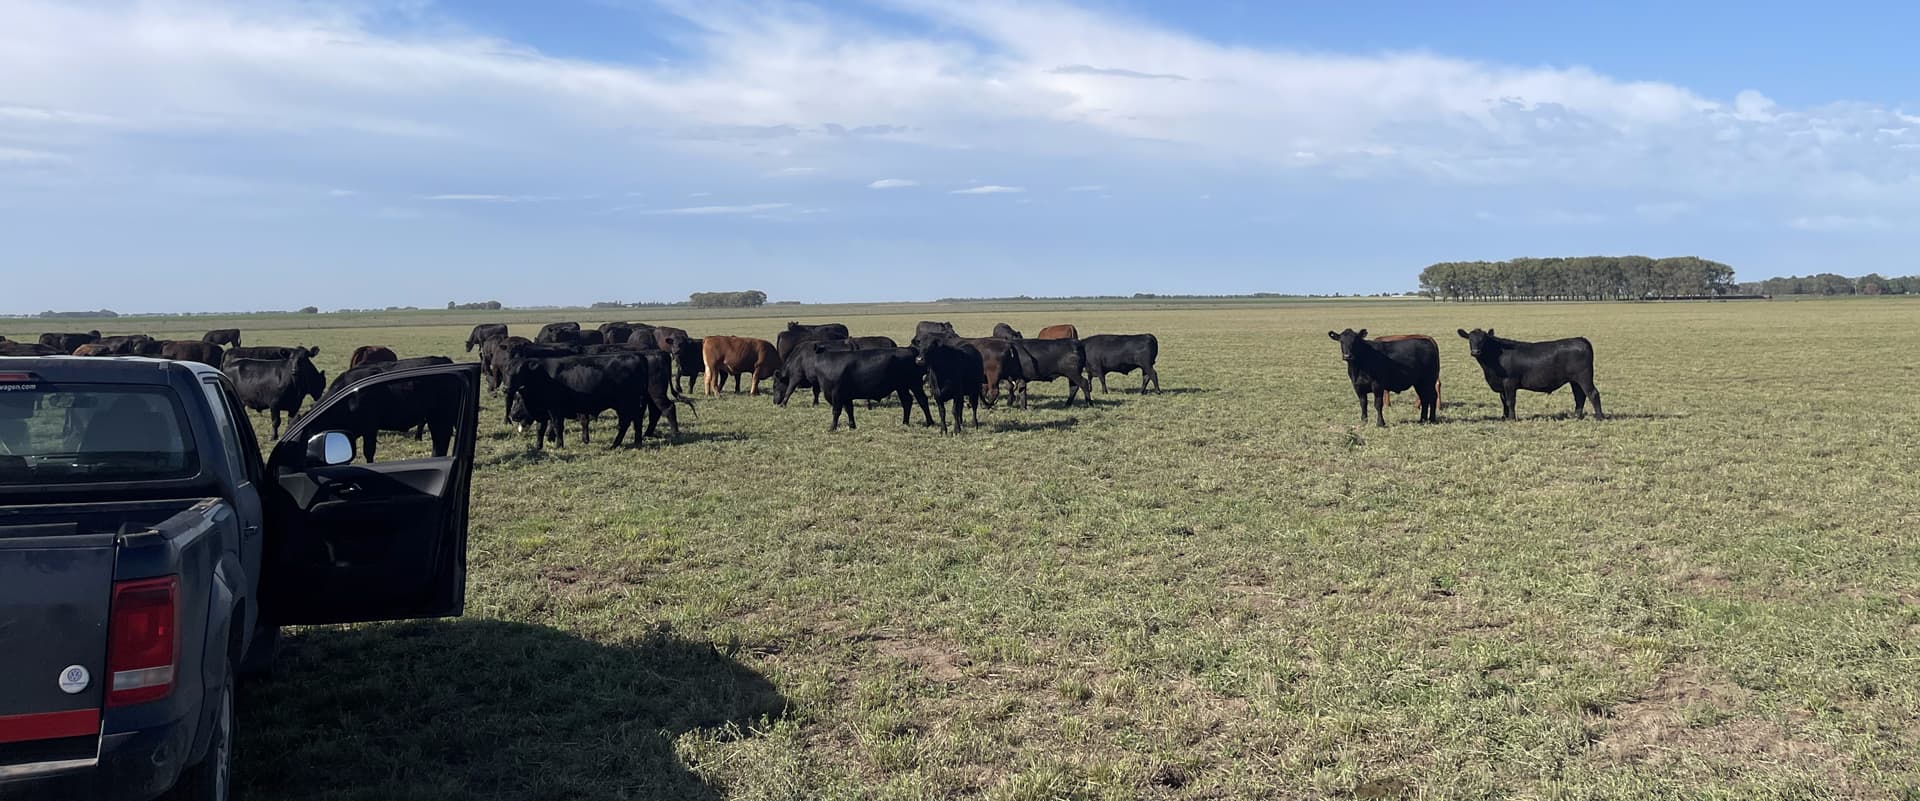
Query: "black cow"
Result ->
[[466, 323, 508, 353], [1006, 338, 1091, 409], [202, 329, 243, 347], [847, 335, 897, 349], [157, 340, 225, 367], [1082, 334, 1160, 394], [325, 356, 459, 462], [535, 322, 582, 345], [915, 321, 957, 340], [652, 326, 690, 354], [1458, 328, 1604, 420], [914, 339, 984, 434], [575, 330, 605, 347], [674, 338, 704, 394], [38, 331, 100, 352], [1328, 329, 1439, 426], [597, 322, 634, 346], [770, 339, 861, 407], [774, 322, 850, 360], [786, 321, 851, 340], [625, 324, 659, 347], [772, 346, 932, 431], [0, 341, 61, 356], [224, 355, 326, 439], [992, 323, 1022, 340], [503, 352, 654, 450], [479, 336, 529, 393], [227, 345, 320, 362], [93, 335, 154, 356]]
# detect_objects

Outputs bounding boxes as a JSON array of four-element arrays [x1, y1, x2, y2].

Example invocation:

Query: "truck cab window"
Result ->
[[0, 385, 198, 483]]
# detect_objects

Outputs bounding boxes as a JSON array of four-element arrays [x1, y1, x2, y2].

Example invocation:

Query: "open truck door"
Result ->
[[259, 363, 480, 625]]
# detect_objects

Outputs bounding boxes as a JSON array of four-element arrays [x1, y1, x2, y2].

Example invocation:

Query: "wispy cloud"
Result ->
[[646, 202, 791, 215], [0, 145, 66, 164], [766, 166, 821, 177], [688, 192, 713, 198], [1788, 214, 1891, 232], [423, 194, 537, 202], [868, 178, 919, 189], [951, 185, 1024, 194], [1049, 64, 1188, 81]]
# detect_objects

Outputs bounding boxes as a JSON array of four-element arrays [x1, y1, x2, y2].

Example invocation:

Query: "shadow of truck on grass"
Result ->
[[237, 619, 787, 801]]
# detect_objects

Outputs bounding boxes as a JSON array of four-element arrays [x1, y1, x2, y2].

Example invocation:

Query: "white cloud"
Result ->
[[766, 166, 821, 177], [1788, 214, 1891, 232], [0, 146, 64, 164], [688, 192, 713, 198], [868, 178, 919, 188], [951, 185, 1024, 194], [646, 202, 791, 215]]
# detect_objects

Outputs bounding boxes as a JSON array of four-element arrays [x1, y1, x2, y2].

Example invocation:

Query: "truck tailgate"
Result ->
[[0, 524, 112, 758]]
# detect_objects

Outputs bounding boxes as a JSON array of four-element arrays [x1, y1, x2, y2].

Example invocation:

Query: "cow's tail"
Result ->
[[671, 386, 698, 418]]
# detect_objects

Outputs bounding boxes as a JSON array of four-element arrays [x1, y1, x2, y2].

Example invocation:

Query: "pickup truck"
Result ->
[[0, 356, 480, 801]]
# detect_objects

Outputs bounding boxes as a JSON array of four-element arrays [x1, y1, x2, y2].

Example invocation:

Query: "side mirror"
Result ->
[[305, 431, 354, 466]]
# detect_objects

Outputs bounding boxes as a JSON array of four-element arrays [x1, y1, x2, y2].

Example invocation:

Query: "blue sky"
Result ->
[[4, 1, 1918, 312]]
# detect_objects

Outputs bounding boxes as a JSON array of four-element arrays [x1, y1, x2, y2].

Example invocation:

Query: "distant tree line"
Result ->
[[447, 300, 504, 310], [932, 292, 1326, 302], [1418, 256, 1737, 301], [39, 309, 119, 318], [688, 290, 769, 308], [1738, 273, 1920, 296]]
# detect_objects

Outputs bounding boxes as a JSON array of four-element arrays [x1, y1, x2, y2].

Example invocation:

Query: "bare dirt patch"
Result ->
[[1593, 662, 1862, 792], [872, 634, 973, 681]]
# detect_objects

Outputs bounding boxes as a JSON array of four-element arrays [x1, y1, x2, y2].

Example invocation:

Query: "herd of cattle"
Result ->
[[0, 320, 1603, 459]]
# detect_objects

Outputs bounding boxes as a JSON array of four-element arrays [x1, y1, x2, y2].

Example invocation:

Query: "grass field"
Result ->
[[8, 298, 1920, 800]]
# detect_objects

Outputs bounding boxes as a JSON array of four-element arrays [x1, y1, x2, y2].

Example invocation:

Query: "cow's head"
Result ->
[[656, 329, 686, 353], [769, 368, 796, 406], [1327, 328, 1368, 361], [1457, 328, 1496, 357], [292, 355, 326, 402]]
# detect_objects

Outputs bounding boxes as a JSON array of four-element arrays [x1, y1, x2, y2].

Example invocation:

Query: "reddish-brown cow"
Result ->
[[1036, 324, 1079, 340], [702, 335, 783, 396], [349, 345, 399, 369]]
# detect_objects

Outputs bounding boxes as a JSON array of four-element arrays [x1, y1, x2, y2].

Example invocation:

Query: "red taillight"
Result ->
[[106, 576, 177, 707], [0, 372, 37, 382]]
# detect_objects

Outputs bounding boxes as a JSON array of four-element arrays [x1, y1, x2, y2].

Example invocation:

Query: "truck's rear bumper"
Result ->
[[0, 722, 191, 801]]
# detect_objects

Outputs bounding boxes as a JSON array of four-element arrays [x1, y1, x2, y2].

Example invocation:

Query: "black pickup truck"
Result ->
[[0, 356, 480, 801]]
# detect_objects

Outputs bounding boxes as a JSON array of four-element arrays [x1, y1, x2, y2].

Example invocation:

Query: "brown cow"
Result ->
[[955, 336, 1018, 405], [349, 345, 399, 369], [157, 340, 225, 367], [1372, 334, 1441, 409], [1036, 324, 1079, 340], [702, 335, 782, 396], [72, 343, 116, 356]]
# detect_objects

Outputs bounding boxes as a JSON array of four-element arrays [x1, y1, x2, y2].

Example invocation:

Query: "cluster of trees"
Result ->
[[934, 292, 1310, 302], [1739, 273, 1920, 296], [39, 309, 119, 318], [689, 290, 769, 308], [1418, 256, 1738, 301], [447, 300, 504, 310]]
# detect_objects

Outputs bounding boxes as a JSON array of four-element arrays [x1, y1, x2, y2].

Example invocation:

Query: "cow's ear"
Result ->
[[1357, 328, 1367, 339], [1327, 331, 1339, 341], [1457, 329, 1469, 339], [1486, 328, 1494, 337]]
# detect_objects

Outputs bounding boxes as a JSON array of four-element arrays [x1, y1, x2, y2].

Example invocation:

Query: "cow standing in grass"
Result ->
[[1458, 328, 1604, 420], [1328, 328, 1439, 426]]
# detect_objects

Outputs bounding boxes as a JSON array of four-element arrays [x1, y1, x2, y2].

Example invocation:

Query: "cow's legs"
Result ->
[[1356, 389, 1369, 424], [1584, 381, 1604, 420], [1098, 370, 1110, 393], [1570, 383, 1588, 419], [610, 414, 631, 449], [1415, 384, 1438, 423], [1374, 389, 1389, 427], [897, 389, 913, 424], [912, 386, 934, 425], [550, 412, 566, 448], [578, 415, 591, 445], [1502, 387, 1519, 420], [269, 409, 282, 440], [1147, 365, 1160, 393], [936, 396, 950, 433]]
